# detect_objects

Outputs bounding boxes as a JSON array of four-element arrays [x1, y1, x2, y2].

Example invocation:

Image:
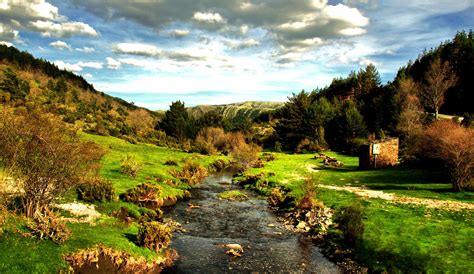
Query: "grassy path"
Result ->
[[318, 184, 474, 211]]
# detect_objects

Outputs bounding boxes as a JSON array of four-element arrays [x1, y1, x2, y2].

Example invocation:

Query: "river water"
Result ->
[[163, 171, 340, 273]]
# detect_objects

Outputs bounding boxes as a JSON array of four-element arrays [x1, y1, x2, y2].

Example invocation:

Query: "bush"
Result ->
[[0, 205, 6, 235], [420, 120, 474, 191], [26, 211, 71, 244], [169, 160, 208, 186], [120, 183, 162, 207], [120, 154, 142, 178], [274, 141, 282, 152], [267, 188, 286, 208], [297, 178, 318, 210], [77, 177, 115, 203], [164, 160, 178, 166], [295, 138, 325, 154], [334, 202, 365, 246], [209, 159, 230, 172], [137, 221, 172, 252]]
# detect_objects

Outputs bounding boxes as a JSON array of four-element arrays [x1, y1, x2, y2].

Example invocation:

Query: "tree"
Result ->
[[0, 68, 30, 101], [0, 108, 104, 217], [156, 101, 193, 141], [327, 101, 367, 151], [397, 77, 423, 136], [422, 120, 474, 191], [418, 58, 457, 120]]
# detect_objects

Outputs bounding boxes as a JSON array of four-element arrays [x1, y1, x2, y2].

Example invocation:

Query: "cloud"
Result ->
[[77, 61, 103, 69], [0, 23, 19, 42], [0, 0, 98, 39], [30, 20, 98, 37], [106, 57, 121, 70], [54, 60, 82, 72], [49, 40, 71, 50], [72, 0, 370, 62], [170, 29, 190, 38], [0, 41, 13, 47], [193, 12, 225, 24], [224, 38, 260, 50], [75, 46, 95, 53], [114, 43, 162, 57]]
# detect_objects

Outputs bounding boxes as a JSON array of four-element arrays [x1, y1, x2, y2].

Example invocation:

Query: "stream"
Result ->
[[163, 171, 341, 273]]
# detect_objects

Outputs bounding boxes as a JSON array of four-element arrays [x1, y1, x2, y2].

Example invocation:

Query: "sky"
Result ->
[[0, 0, 473, 110]]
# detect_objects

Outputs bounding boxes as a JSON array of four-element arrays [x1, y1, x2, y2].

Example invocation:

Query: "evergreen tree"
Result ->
[[156, 101, 193, 141]]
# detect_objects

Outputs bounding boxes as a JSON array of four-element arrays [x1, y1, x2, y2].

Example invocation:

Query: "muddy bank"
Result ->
[[163, 171, 340, 273]]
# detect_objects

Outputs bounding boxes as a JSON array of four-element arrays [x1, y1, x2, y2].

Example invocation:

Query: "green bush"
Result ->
[[137, 221, 171, 252], [77, 178, 115, 202], [335, 202, 365, 245], [26, 211, 71, 244], [120, 154, 142, 177]]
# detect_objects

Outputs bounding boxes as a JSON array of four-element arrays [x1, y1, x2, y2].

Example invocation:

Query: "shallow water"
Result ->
[[163, 171, 340, 273]]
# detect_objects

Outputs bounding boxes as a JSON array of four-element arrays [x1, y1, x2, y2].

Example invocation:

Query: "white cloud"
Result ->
[[0, 23, 19, 41], [106, 57, 121, 70], [340, 27, 367, 36], [30, 20, 98, 37], [77, 61, 103, 69], [359, 58, 378, 66], [114, 43, 162, 57], [193, 12, 224, 23], [325, 4, 369, 27], [76, 46, 95, 53], [170, 29, 190, 38], [49, 40, 71, 50], [224, 38, 260, 50], [0, 41, 13, 47], [54, 60, 82, 72], [0, 0, 62, 21]]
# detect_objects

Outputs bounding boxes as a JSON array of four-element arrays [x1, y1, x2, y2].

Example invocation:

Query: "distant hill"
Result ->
[[0, 45, 158, 142], [188, 101, 284, 124]]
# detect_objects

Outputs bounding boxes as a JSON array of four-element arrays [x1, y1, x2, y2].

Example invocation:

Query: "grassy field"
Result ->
[[0, 133, 225, 273], [241, 151, 474, 272]]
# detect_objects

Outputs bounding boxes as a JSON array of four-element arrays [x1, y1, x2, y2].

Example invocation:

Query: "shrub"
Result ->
[[26, 211, 71, 244], [420, 120, 474, 191], [0, 205, 6, 235], [77, 177, 115, 203], [195, 127, 226, 155], [0, 108, 104, 217], [297, 178, 318, 209], [267, 188, 286, 208], [228, 134, 261, 170], [209, 159, 230, 172], [274, 141, 282, 152], [169, 160, 208, 186], [120, 154, 142, 178], [120, 183, 162, 207], [334, 202, 365, 246], [295, 138, 325, 154], [164, 160, 178, 166], [137, 221, 172, 252]]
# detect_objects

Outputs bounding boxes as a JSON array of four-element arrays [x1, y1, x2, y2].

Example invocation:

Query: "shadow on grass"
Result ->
[[357, 242, 436, 273], [124, 233, 137, 244]]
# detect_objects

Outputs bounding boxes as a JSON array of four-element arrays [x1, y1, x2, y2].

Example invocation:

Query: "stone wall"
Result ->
[[359, 138, 399, 169]]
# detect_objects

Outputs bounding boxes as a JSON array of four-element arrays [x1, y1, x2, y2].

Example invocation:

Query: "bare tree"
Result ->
[[0, 108, 104, 217], [418, 58, 457, 120], [397, 77, 423, 136], [422, 120, 474, 191]]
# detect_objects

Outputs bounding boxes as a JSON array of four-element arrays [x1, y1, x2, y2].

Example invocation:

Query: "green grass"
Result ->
[[217, 190, 248, 201], [0, 133, 227, 273], [242, 151, 474, 272]]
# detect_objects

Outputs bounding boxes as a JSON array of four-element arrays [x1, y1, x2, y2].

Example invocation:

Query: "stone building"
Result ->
[[359, 138, 399, 169]]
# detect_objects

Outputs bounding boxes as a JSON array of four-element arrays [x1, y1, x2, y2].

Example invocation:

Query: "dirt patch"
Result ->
[[318, 185, 474, 211], [55, 202, 101, 223], [306, 165, 320, 173]]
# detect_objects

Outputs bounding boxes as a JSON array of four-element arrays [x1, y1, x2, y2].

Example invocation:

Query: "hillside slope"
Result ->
[[0, 45, 158, 142], [189, 101, 284, 124]]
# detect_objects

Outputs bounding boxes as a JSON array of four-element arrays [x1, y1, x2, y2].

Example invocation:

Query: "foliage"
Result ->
[[267, 188, 287, 208], [77, 177, 115, 203], [194, 127, 226, 155], [326, 100, 367, 152], [136, 221, 172, 252], [26, 211, 71, 244], [217, 190, 248, 201], [297, 177, 318, 209], [156, 101, 194, 141], [164, 160, 178, 166], [417, 58, 458, 119], [120, 154, 142, 178], [0, 108, 104, 217], [0, 205, 6, 235], [169, 160, 208, 186], [120, 183, 162, 206], [420, 120, 474, 191], [0, 68, 30, 102], [209, 159, 230, 172], [334, 202, 365, 246], [228, 133, 261, 170]]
